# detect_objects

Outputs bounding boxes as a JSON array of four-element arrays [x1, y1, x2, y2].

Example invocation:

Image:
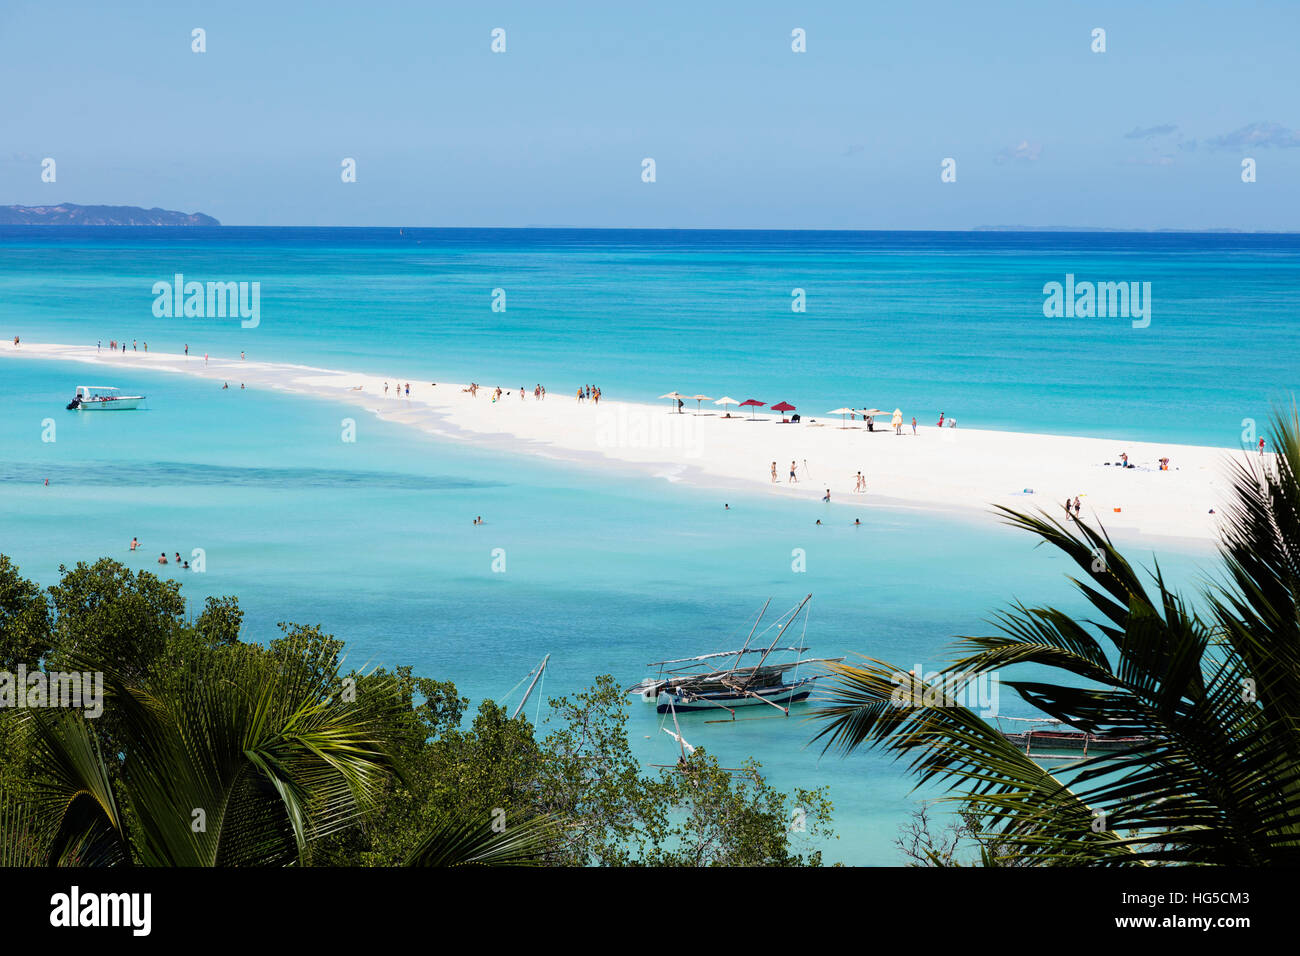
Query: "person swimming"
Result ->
[[130, 537, 139, 551], [854, 518, 861, 526], [157, 552, 168, 564]]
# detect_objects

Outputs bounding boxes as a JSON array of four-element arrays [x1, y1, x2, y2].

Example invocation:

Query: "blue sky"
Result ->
[[2, 0, 1298, 229]]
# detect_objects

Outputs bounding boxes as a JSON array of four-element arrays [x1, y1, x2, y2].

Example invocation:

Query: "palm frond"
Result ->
[[404, 809, 560, 867]]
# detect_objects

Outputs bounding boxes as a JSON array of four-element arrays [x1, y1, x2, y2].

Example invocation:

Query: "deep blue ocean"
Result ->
[[0, 227, 1291, 863], [3, 227, 1298, 446]]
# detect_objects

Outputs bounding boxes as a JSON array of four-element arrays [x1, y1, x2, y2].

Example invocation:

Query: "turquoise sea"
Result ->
[[0, 228, 1292, 864]]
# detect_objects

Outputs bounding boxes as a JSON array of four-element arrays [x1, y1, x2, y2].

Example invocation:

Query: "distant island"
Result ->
[[0, 203, 219, 226]]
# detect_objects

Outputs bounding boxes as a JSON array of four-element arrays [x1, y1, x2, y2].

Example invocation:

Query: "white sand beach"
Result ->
[[4, 341, 1257, 545]]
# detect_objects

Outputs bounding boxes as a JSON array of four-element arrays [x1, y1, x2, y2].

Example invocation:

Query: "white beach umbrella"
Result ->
[[689, 393, 712, 415], [714, 396, 740, 418], [828, 407, 855, 429], [659, 391, 686, 413]]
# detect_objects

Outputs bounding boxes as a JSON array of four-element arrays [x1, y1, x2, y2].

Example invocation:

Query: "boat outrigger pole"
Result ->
[[511, 654, 550, 719]]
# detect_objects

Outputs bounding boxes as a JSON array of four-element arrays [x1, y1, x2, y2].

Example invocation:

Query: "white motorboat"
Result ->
[[66, 385, 145, 411]]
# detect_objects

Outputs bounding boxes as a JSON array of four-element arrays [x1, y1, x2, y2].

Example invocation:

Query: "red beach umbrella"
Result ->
[[739, 398, 766, 420], [771, 401, 796, 422]]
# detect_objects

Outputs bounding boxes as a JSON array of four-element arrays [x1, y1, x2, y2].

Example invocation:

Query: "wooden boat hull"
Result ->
[[1003, 731, 1147, 753], [656, 681, 814, 714]]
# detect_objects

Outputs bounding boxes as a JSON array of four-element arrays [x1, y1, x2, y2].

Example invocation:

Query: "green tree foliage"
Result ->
[[1, 559, 835, 866], [0, 555, 51, 670], [46, 559, 187, 682]]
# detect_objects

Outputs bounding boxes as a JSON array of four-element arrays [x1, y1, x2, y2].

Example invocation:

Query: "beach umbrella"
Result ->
[[739, 398, 766, 420], [689, 393, 712, 415], [659, 391, 685, 413], [715, 396, 741, 418], [771, 401, 796, 422], [860, 408, 885, 417], [828, 407, 855, 428]]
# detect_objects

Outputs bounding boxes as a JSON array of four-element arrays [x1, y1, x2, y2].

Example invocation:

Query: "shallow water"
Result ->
[[0, 353, 1217, 863]]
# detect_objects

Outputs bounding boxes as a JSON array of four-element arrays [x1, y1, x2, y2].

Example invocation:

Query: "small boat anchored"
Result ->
[[627, 595, 843, 719], [996, 717, 1149, 758], [66, 385, 146, 411]]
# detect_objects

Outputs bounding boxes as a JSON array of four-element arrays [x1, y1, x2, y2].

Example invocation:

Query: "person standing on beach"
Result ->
[[771, 462, 778, 483], [823, 489, 831, 502], [204, 353, 208, 366], [97, 340, 101, 352], [143, 342, 148, 352], [1073, 495, 1082, 519], [1259, 437, 1266, 456], [405, 383, 410, 397], [911, 416, 917, 435], [789, 461, 798, 483], [937, 412, 944, 428], [184, 344, 188, 356]]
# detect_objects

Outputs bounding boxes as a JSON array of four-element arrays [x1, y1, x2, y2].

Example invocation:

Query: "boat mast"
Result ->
[[510, 654, 550, 719], [727, 598, 771, 675], [750, 595, 812, 679]]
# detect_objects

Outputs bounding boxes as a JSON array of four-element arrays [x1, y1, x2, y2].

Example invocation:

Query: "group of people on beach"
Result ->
[[130, 537, 193, 570], [769, 461, 869, 496], [576, 385, 601, 403], [384, 381, 411, 398], [460, 382, 552, 402], [98, 339, 146, 353], [772, 460, 804, 483]]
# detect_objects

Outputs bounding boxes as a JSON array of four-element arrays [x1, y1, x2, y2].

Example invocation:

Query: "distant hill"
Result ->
[[0, 203, 219, 226]]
